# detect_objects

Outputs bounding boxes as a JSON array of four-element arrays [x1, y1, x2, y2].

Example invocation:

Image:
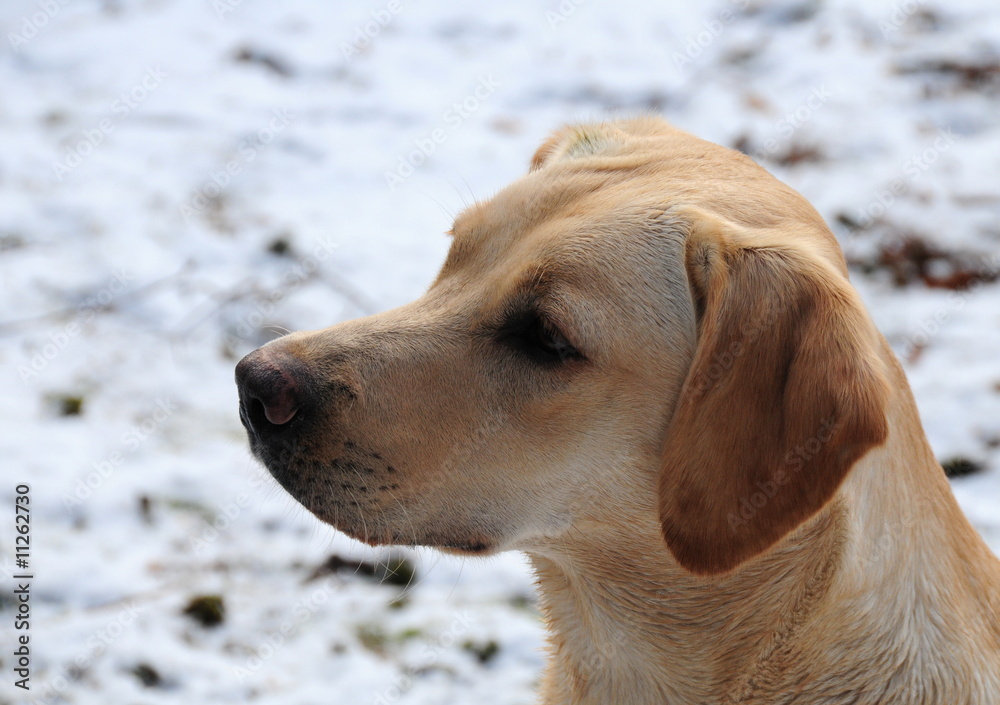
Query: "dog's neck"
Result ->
[[525, 379, 1000, 705], [526, 506, 845, 705]]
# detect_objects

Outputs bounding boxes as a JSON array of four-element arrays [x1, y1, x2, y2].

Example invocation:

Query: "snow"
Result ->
[[0, 0, 998, 703]]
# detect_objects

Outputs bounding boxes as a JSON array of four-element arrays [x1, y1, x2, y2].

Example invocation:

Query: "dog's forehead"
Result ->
[[443, 170, 678, 280]]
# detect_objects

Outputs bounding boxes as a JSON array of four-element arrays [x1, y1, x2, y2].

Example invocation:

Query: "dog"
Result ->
[[236, 117, 1000, 704]]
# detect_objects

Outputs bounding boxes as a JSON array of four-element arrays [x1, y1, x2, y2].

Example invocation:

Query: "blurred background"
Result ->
[[1, 1, 998, 703]]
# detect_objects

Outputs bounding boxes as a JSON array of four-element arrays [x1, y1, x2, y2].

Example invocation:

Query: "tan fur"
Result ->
[[242, 117, 1000, 703], [659, 207, 892, 575]]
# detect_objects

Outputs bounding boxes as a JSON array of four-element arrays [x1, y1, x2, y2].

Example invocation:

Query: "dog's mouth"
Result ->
[[245, 436, 501, 555], [437, 541, 496, 556]]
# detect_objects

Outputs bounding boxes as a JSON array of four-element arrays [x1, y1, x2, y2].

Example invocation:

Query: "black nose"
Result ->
[[235, 348, 305, 439]]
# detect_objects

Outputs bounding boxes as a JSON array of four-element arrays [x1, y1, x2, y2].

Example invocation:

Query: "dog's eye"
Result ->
[[502, 313, 581, 365]]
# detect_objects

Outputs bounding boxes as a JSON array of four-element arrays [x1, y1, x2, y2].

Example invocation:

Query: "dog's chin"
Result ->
[[436, 541, 498, 557], [280, 492, 501, 557], [356, 527, 500, 557]]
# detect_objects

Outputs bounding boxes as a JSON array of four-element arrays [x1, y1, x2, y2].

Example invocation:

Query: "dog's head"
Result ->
[[236, 118, 889, 575]]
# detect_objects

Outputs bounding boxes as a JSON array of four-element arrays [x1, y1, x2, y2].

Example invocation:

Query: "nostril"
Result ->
[[260, 389, 298, 425], [246, 397, 273, 433], [235, 348, 306, 436]]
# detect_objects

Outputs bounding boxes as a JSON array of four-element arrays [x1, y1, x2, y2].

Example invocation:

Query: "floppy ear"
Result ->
[[659, 210, 890, 575]]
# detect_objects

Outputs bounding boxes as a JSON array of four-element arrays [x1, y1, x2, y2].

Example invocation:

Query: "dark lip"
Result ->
[[438, 540, 495, 556], [238, 401, 258, 443], [242, 430, 308, 492]]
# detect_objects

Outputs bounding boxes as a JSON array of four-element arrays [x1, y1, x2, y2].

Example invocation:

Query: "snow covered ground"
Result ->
[[0, 0, 998, 703]]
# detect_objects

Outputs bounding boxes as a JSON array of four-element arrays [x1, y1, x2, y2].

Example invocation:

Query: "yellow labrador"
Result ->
[[236, 118, 1000, 704]]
